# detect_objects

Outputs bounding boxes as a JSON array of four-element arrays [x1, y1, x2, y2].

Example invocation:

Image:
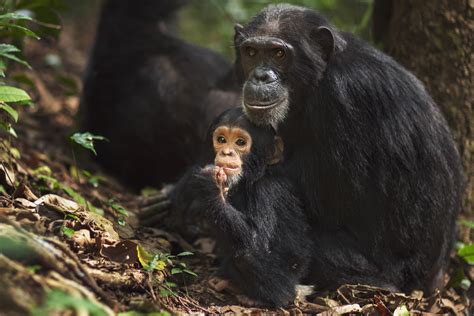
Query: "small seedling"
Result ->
[[70, 132, 107, 156]]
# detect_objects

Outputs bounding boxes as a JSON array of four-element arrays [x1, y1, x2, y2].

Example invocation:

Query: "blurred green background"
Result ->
[[179, 0, 373, 59]]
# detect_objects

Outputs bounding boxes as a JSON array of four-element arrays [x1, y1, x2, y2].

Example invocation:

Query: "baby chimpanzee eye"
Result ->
[[217, 136, 226, 144], [235, 138, 247, 146]]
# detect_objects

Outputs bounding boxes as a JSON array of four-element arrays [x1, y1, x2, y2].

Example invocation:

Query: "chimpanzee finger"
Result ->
[[138, 184, 175, 207], [140, 208, 171, 227], [139, 200, 172, 219], [139, 193, 168, 207]]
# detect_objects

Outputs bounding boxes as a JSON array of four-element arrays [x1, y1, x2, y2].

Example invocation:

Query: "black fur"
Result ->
[[171, 108, 312, 307], [80, 0, 239, 189], [235, 4, 464, 293]]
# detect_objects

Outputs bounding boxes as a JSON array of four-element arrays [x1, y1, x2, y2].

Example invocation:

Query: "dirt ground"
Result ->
[[0, 11, 472, 316]]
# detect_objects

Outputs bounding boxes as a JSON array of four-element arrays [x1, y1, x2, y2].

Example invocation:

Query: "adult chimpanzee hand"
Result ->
[[139, 165, 225, 234], [138, 185, 175, 227]]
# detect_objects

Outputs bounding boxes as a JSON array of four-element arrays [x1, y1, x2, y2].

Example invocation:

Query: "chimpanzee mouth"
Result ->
[[216, 163, 241, 174], [244, 98, 283, 110]]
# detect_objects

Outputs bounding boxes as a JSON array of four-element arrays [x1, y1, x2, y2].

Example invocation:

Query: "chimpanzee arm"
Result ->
[[207, 177, 282, 250]]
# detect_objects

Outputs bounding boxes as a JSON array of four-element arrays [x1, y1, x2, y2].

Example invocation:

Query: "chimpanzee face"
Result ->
[[234, 5, 343, 129], [213, 125, 252, 186], [237, 35, 293, 129]]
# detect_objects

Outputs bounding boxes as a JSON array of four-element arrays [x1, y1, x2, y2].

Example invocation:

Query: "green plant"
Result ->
[[137, 246, 197, 298], [70, 132, 108, 156], [108, 198, 129, 226], [457, 243, 474, 265], [32, 165, 102, 214], [0, 11, 34, 136]]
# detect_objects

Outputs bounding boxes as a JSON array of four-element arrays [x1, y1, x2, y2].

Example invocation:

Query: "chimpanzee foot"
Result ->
[[208, 276, 236, 292], [236, 294, 261, 307], [208, 277, 261, 307]]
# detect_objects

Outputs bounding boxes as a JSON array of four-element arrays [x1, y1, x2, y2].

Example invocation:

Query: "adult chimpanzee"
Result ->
[[232, 4, 464, 293], [80, 0, 239, 189], [169, 108, 311, 307]]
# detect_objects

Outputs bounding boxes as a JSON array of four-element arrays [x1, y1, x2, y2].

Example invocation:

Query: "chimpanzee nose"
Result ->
[[221, 148, 234, 156], [251, 67, 277, 84]]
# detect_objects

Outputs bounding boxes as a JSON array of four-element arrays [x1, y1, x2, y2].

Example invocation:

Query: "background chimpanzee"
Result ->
[[233, 4, 464, 293], [168, 108, 312, 307], [80, 0, 239, 189]]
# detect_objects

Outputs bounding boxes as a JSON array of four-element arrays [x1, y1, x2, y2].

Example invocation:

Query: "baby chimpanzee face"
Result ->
[[212, 125, 252, 187], [210, 108, 284, 189]]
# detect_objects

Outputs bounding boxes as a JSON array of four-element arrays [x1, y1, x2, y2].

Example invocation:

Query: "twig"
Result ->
[[147, 272, 158, 302], [337, 288, 351, 304]]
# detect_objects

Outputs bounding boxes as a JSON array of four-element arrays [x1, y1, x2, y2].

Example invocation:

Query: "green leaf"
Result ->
[[62, 185, 86, 206], [171, 267, 182, 275], [0, 103, 19, 122], [117, 217, 126, 226], [137, 245, 154, 270], [65, 214, 79, 220], [0, 22, 39, 39], [32, 165, 52, 176], [0, 86, 31, 103], [459, 220, 474, 229], [159, 289, 175, 298], [164, 282, 177, 288], [0, 43, 20, 54], [0, 12, 34, 22], [60, 225, 75, 238], [70, 132, 107, 155], [88, 175, 101, 188], [26, 265, 41, 273], [0, 52, 31, 68], [108, 199, 128, 216], [9, 147, 20, 159], [457, 243, 474, 265], [11, 73, 35, 88], [0, 122, 17, 137], [460, 278, 471, 290], [0, 59, 5, 77], [183, 269, 198, 277], [177, 251, 194, 257]]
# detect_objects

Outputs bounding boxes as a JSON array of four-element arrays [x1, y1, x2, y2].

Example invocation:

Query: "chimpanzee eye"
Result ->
[[246, 47, 257, 57], [217, 136, 226, 144], [274, 48, 285, 58], [235, 138, 247, 147]]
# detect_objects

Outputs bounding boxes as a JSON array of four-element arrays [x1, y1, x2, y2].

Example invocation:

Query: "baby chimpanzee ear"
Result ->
[[269, 136, 284, 165]]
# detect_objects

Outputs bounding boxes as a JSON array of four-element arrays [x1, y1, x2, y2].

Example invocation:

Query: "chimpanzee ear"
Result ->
[[234, 24, 244, 44], [269, 136, 284, 165], [311, 26, 335, 62]]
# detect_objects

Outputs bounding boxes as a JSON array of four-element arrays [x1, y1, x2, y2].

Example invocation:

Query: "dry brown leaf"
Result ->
[[100, 240, 138, 264]]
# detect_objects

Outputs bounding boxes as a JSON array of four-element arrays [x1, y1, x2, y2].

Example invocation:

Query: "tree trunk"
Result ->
[[374, 0, 473, 214]]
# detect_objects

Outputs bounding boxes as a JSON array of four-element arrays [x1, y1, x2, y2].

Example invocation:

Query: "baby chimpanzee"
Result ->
[[170, 108, 312, 307]]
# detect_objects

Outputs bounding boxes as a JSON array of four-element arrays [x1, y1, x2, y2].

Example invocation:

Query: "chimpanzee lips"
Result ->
[[216, 163, 241, 175], [245, 98, 283, 109], [243, 81, 284, 109]]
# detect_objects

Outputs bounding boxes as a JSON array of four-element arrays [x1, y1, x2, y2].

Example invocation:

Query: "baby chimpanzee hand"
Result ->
[[198, 165, 228, 199]]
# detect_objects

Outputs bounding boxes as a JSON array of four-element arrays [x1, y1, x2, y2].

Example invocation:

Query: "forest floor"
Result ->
[[0, 29, 472, 316]]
